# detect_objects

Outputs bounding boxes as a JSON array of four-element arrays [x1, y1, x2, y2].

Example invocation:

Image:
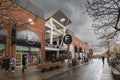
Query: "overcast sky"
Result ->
[[30, 0, 106, 53]]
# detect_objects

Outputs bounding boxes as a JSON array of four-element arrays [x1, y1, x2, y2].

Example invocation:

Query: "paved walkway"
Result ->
[[47, 59, 115, 80], [0, 59, 115, 80], [0, 61, 84, 80]]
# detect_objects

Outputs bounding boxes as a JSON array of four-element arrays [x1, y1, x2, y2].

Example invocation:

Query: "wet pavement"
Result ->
[[48, 59, 115, 80], [0, 59, 115, 80], [0, 61, 82, 80]]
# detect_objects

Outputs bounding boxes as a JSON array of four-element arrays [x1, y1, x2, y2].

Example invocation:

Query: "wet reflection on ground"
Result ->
[[48, 59, 115, 80], [0, 59, 115, 80]]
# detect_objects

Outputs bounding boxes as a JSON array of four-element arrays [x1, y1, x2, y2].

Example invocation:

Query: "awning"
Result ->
[[17, 30, 41, 48]]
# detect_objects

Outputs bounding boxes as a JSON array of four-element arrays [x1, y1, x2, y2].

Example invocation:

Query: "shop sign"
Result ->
[[25, 32, 36, 45], [63, 34, 72, 44]]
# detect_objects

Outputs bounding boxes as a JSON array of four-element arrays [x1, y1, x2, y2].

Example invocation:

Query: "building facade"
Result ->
[[0, 1, 90, 66], [68, 36, 89, 61], [45, 10, 90, 62], [0, 0, 45, 66], [45, 10, 71, 61]]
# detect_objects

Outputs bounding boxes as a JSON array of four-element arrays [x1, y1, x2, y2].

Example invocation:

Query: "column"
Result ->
[[50, 19, 53, 44], [57, 38, 59, 57]]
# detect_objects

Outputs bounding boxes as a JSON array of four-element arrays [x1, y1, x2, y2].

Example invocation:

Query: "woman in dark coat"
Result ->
[[22, 55, 27, 72], [102, 56, 105, 65], [3, 56, 10, 72]]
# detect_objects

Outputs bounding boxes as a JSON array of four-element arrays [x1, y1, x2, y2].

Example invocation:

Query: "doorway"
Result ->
[[16, 53, 28, 66]]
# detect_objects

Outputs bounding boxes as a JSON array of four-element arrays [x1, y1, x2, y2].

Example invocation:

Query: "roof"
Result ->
[[47, 10, 72, 26], [12, 0, 44, 20]]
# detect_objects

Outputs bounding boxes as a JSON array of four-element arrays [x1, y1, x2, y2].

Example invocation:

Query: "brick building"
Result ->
[[0, 0, 45, 66], [68, 35, 89, 61], [0, 1, 90, 66]]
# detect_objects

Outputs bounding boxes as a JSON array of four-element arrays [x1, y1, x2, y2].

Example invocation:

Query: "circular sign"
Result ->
[[25, 33, 36, 45], [63, 34, 72, 44]]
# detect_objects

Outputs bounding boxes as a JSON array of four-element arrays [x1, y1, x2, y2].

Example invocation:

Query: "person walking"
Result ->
[[1, 57, 5, 69], [102, 56, 105, 65], [10, 56, 16, 72], [37, 55, 41, 64], [3, 56, 10, 72], [22, 55, 27, 72]]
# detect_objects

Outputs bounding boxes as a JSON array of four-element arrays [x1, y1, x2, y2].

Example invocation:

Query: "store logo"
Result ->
[[63, 34, 72, 45], [25, 33, 36, 45]]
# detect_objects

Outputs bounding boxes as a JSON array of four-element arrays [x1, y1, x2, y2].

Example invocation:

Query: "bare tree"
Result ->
[[0, 0, 37, 30], [86, 0, 120, 40], [0, 0, 38, 43]]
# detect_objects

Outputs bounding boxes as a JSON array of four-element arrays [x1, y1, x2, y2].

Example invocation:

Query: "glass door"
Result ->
[[16, 53, 28, 66]]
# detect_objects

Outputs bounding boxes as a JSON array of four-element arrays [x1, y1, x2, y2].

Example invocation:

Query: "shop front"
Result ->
[[16, 46, 40, 66], [45, 44, 68, 62], [0, 44, 6, 61], [0, 29, 7, 62], [70, 44, 75, 59], [79, 47, 83, 60], [16, 29, 41, 66], [75, 46, 79, 58]]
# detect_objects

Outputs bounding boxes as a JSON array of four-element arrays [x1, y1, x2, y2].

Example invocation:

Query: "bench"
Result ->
[[38, 62, 61, 71], [111, 67, 120, 80]]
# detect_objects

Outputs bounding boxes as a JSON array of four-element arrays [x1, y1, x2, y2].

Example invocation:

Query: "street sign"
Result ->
[[63, 34, 72, 44]]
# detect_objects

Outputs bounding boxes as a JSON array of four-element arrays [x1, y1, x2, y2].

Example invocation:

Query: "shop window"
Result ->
[[0, 44, 5, 62]]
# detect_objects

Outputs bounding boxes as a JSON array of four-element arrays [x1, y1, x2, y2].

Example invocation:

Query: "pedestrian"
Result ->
[[37, 55, 41, 64], [10, 56, 16, 72], [102, 56, 105, 65], [22, 55, 27, 72], [3, 56, 10, 72], [1, 57, 5, 69], [60, 55, 65, 64], [78, 56, 81, 60]]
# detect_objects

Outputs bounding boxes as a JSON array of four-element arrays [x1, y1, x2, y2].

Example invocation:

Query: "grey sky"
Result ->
[[30, 0, 106, 53]]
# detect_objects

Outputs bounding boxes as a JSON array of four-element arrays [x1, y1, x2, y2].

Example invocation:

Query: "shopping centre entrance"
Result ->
[[16, 30, 41, 66]]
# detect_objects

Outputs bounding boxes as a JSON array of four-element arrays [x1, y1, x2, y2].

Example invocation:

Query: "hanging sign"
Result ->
[[63, 34, 72, 44]]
